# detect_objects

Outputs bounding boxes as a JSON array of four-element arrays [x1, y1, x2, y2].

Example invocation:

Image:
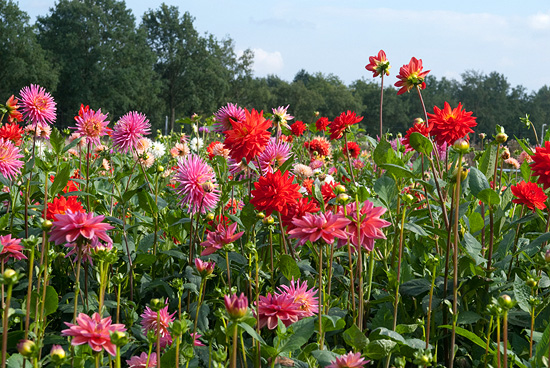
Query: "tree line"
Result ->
[[2, 0, 549, 141]]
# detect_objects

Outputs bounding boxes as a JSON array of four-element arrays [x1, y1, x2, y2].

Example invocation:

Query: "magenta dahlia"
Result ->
[[19, 84, 57, 125], [111, 111, 151, 153], [0, 138, 24, 180], [49, 211, 113, 246]]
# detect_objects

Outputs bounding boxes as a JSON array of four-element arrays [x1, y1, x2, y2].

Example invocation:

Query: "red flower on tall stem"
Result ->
[[250, 170, 302, 216], [511, 181, 547, 211], [402, 119, 431, 151], [427, 102, 477, 146], [394, 57, 430, 95], [223, 108, 271, 163], [530, 141, 550, 189], [290, 120, 307, 136], [365, 50, 390, 78], [281, 197, 320, 230], [5, 96, 23, 124], [0, 123, 24, 145], [46, 196, 85, 220], [329, 111, 363, 140], [343, 141, 361, 158], [316, 117, 330, 132]]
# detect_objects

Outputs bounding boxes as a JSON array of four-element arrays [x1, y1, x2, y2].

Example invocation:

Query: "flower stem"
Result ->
[[343, 132, 356, 183], [230, 325, 238, 368], [503, 310, 508, 368], [1, 282, 13, 368], [392, 204, 407, 331], [73, 248, 83, 323], [318, 243, 324, 349], [225, 250, 232, 289], [379, 74, 385, 138], [24, 246, 35, 339], [156, 311, 161, 368], [426, 259, 437, 350]]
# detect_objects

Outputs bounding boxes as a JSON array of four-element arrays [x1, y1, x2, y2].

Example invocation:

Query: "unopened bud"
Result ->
[[262, 216, 274, 225], [256, 212, 265, 219], [501, 147, 510, 160], [479, 133, 487, 140], [110, 331, 128, 347], [335, 184, 346, 194], [453, 138, 470, 154], [337, 193, 349, 203], [2, 269, 18, 285], [41, 219, 53, 231], [150, 298, 165, 312], [17, 340, 37, 358], [544, 249, 550, 263], [206, 213, 215, 221], [495, 133, 508, 144], [157, 165, 164, 173], [50, 344, 66, 363], [498, 294, 514, 309]]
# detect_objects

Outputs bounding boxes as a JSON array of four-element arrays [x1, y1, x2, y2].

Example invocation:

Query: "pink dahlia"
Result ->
[[0, 138, 24, 180], [200, 222, 244, 256], [258, 139, 292, 175], [173, 154, 220, 214], [61, 312, 126, 356], [327, 352, 369, 368], [140, 302, 176, 349], [49, 211, 113, 246], [126, 352, 157, 367], [278, 278, 318, 318], [19, 84, 57, 124], [111, 111, 151, 153], [256, 292, 302, 329], [289, 211, 351, 246], [195, 258, 215, 277], [73, 107, 111, 146], [224, 293, 249, 320], [213, 103, 246, 133], [191, 332, 205, 346], [272, 105, 294, 129], [338, 200, 391, 252], [0, 234, 27, 263]]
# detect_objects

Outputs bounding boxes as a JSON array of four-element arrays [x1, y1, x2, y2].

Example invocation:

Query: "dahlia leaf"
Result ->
[[49, 165, 71, 197], [374, 175, 398, 208], [534, 316, 550, 367], [364, 339, 397, 360], [279, 254, 301, 281], [477, 188, 500, 206], [408, 132, 433, 156], [239, 321, 266, 344], [61, 136, 83, 154], [514, 137, 535, 156], [343, 324, 368, 351], [438, 325, 491, 353], [479, 145, 496, 177], [513, 275, 532, 313], [379, 164, 414, 180], [468, 167, 490, 197], [279, 317, 315, 354]]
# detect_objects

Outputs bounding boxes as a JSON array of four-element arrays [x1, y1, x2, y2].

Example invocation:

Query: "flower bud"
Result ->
[[2, 268, 18, 286], [17, 340, 37, 358], [314, 111, 320, 117], [501, 147, 510, 160], [41, 219, 53, 231], [495, 132, 508, 144], [256, 212, 265, 219], [150, 298, 165, 312], [224, 293, 248, 320], [171, 319, 188, 336], [396, 133, 402, 139], [337, 193, 350, 203], [206, 213, 215, 221], [50, 344, 66, 363], [452, 138, 470, 154], [262, 216, 274, 225], [157, 165, 164, 173], [335, 184, 346, 194], [195, 258, 215, 278], [526, 278, 538, 288], [498, 294, 515, 309], [545, 249, 550, 263], [110, 331, 128, 347], [414, 118, 424, 124], [479, 133, 486, 140], [202, 181, 215, 193]]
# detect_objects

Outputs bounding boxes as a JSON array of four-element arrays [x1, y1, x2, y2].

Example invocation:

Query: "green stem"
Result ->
[[343, 132, 356, 183], [1, 282, 13, 368], [392, 205, 407, 331], [156, 310, 161, 368], [503, 310, 508, 368], [73, 248, 83, 323], [379, 74, 384, 138], [318, 243, 324, 349], [231, 325, 238, 368], [426, 259, 437, 350], [24, 246, 35, 339], [115, 346, 121, 368]]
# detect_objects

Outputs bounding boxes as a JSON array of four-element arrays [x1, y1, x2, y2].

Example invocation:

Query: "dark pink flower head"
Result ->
[[288, 211, 351, 246], [327, 352, 369, 368], [174, 154, 220, 214], [73, 107, 111, 146], [194, 258, 215, 277], [200, 222, 244, 256], [258, 139, 292, 175], [256, 292, 302, 329], [112, 111, 151, 153], [224, 293, 249, 320], [0, 138, 24, 180], [140, 301, 176, 349], [338, 200, 390, 252], [394, 57, 430, 95], [49, 211, 113, 246], [277, 278, 318, 318], [213, 103, 246, 133], [61, 312, 126, 356], [0, 234, 27, 263], [19, 84, 57, 124], [126, 352, 157, 368], [365, 50, 390, 78]]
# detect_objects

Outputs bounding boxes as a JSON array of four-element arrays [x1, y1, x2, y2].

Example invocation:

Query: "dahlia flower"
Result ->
[[46, 196, 85, 221], [281, 197, 320, 231], [73, 107, 110, 146], [150, 141, 166, 159], [290, 120, 307, 136], [0, 138, 24, 180], [428, 102, 477, 146], [19, 84, 56, 124], [224, 293, 249, 320], [4, 95, 23, 124], [49, 211, 113, 246], [511, 181, 547, 211], [0, 234, 26, 263], [223, 108, 271, 163], [170, 142, 190, 158], [256, 292, 302, 329], [127, 352, 157, 367], [213, 103, 246, 133], [304, 136, 332, 157], [111, 111, 151, 153], [338, 200, 391, 252], [289, 211, 350, 246], [403, 120, 431, 151], [200, 222, 244, 256], [250, 170, 302, 216], [530, 141, 550, 189], [173, 154, 220, 214], [327, 352, 369, 368], [394, 57, 430, 95], [316, 117, 330, 132], [61, 312, 126, 356], [343, 141, 361, 158], [293, 164, 313, 179], [329, 111, 363, 140], [140, 302, 176, 348], [0, 123, 24, 145], [258, 139, 292, 175], [272, 105, 293, 130], [365, 49, 390, 78], [277, 279, 318, 318]]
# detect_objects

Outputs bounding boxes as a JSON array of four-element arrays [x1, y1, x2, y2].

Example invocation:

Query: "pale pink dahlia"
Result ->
[[49, 211, 114, 246], [200, 222, 244, 256], [272, 105, 294, 129], [61, 312, 126, 356], [327, 352, 369, 368], [338, 200, 390, 252], [258, 139, 292, 175], [278, 278, 318, 318], [73, 108, 111, 146], [288, 211, 351, 246], [111, 111, 151, 153], [174, 154, 220, 214], [140, 302, 176, 349], [19, 84, 56, 124], [256, 292, 302, 329], [0, 139, 24, 180], [0, 234, 27, 263], [213, 103, 246, 133], [126, 352, 157, 367]]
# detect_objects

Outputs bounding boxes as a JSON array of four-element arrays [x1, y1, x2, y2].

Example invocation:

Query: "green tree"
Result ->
[[0, 0, 57, 100], [37, 0, 159, 127]]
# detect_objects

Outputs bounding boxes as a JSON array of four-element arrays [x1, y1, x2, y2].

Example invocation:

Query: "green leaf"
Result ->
[[30, 286, 58, 318], [379, 163, 414, 180], [311, 350, 339, 367], [521, 232, 550, 257], [0, 214, 9, 232], [479, 145, 496, 177], [240, 202, 257, 232], [239, 322, 266, 344], [468, 167, 490, 197], [343, 324, 368, 351], [312, 183, 325, 210], [321, 314, 346, 332], [160, 346, 178, 367], [62, 136, 83, 153], [462, 232, 486, 266], [457, 311, 482, 325], [520, 160, 532, 182], [371, 327, 405, 344], [365, 339, 397, 360], [535, 320, 550, 367], [278, 317, 315, 353], [468, 212, 484, 234], [138, 190, 157, 214], [49, 165, 71, 197], [374, 175, 397, 208], [279, 254, 301, 281], [403, 223, 429, 237], [373, 138, 400, 167], [408, 132, 433, 155], [515, 137, 535, 156], [477, 188, 500, 206], [49, 127, 65, 155], [439, 325, 491, 352], [400, 278, 431, 297], [513, 275, 531, 313]]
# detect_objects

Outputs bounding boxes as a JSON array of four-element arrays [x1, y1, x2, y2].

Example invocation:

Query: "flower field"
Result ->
[[0, 52, 549, 368]]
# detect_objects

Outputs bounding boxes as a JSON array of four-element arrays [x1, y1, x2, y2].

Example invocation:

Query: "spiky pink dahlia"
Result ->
[[288, 211, 351, 246], [140, 302, 176, 348], [61, 312, 126, 356], [73, 107, 111, 146], [278, 278, 318, 318], [338, 200, 390, 252], [111, 111, 151, 153], [213, 103, 246, 133], [19, 84, 57, 124], [258, 139, 292, 175], [174, 154, 220, 214], [327, 352, 369, 368], [49, 211, 113, 246], [200, 222, 244, 256], [256, 292, 302, 329], [0, 234, 27, 263], [0, 139, 24, 180]]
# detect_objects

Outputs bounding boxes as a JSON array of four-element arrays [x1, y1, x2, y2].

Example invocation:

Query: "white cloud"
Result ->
[[249, 48, 284, 76], [530, 12, 550, 30]]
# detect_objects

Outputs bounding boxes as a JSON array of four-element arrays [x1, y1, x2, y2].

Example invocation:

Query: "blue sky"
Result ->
[[18, 0, 550, 93]]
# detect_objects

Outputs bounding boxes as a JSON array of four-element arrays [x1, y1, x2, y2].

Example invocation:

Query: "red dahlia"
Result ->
[[223, 108, 271, 163], [403, 120, 431, 151], [427, 102, 477, 146], [281, 197, 320, 230], [394, 57, 430, 95], [511, 181, 547, 211], [316, 117, 330, 132], [329, 111, 363, 140], [250, 170, 302, 216], [290, 120, 307, 136], [343, 141, 361, 158], [0, 123, 24, 145]]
